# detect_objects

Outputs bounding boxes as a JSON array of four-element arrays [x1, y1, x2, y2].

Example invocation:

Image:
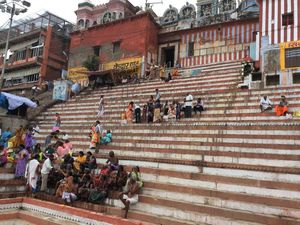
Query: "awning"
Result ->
[[87, 69, 113, 77]]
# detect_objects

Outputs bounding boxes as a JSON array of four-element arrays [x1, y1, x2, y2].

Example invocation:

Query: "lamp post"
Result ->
[[0, 0, 31, 89]]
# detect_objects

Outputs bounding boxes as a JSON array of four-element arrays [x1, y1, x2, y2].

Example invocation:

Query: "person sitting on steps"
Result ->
[[275, 95, 288, 116], [194, 98, 205, 115], [119, 176, 140, 219], [259, 95, 273, 112]]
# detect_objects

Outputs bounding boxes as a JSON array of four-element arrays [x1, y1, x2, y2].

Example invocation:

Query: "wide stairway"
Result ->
[[3, 60, 300, 225]]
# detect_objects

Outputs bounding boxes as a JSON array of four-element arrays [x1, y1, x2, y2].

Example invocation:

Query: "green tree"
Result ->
[[82, 55, 99, 71]]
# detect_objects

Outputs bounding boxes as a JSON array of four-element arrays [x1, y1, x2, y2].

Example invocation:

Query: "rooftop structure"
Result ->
[[74, 0, 139, 30], [0, 11, 74, 91]]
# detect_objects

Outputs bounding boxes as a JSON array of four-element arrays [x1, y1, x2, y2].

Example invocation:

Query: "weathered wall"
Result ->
[[69, 13, 159, 69], [0, 115, 27, 132]]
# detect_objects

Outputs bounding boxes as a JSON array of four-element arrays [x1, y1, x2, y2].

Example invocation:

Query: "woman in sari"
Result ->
[[25, 129, 33, 150], [125, 166, 143, 191], [125, 102, 134, 123], [89, 125, 99, 149], [10, 126, 25, 148], [275, 95, 288, 116], [15, 146, 30, 178], [101, 130, 112, 145]]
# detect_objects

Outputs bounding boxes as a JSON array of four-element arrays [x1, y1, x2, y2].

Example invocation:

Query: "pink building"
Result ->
[[75, 0, 139, 30]]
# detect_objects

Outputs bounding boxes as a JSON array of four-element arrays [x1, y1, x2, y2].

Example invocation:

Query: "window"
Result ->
[[252, 72, 262, 81], [112, 12, 116, 20], [188, 42, 194, 57], [285, 47, 300, 68], [293, 72, 300, 84], [282, 13, 294, 26], [252, 31, 258, 42], [113, 41, 121, 54], [15, 49, 26, 61], [93, 45, 101, 56], [77, 19, 84, 28], [266, 75, 280, 86], [85, 20, 90, 28], [25, 73, 39, 82]]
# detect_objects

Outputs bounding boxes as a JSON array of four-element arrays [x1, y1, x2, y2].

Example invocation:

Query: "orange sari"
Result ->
[[275, 105, 288, 116], [126, 104, 133, 123]]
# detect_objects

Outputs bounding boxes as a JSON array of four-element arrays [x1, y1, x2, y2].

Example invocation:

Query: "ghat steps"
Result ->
[[2, 61, 300, 225]]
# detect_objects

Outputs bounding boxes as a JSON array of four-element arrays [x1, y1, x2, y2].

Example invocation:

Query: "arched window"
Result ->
[[102, 12, 112, 24], [92, 21, 97, 26], [119, 12, 123, 19], [77, 19, 84, 28], [112, 12, 116, 20], [85, 19, 90, 28]]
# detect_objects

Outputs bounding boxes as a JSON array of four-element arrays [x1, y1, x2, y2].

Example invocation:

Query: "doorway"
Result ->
[[162, 47, 175, 68]]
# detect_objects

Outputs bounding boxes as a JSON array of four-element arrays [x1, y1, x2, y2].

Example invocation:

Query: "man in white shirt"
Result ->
[[40, 154, 54, 192], [184, 93, 193, 118], [260, 95, 273, 112]]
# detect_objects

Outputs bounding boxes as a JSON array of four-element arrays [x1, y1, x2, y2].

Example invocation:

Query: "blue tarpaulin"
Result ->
[[0, 92, 37, 111]]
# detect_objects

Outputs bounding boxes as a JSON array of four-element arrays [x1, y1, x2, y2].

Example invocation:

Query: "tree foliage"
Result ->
[[82, 55, 99, 71]]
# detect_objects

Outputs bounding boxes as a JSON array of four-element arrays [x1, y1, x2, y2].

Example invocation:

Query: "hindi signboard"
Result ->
[[280, 40, 300, 70], [103, 57, 142, 75]]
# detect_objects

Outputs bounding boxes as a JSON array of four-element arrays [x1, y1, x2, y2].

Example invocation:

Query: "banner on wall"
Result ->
[[103, 57, 142, 75], [68, 67, 89, 82], [68, 67, 89, 87], [280, 40, 300, 70]]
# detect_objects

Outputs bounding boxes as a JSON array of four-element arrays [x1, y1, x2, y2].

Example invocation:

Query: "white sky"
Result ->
[[0, 0, 197, 27]]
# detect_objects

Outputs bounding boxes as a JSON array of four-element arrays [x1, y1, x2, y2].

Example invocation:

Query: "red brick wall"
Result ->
[[43, 27, 70, 81], [69, 13, 159, 68]]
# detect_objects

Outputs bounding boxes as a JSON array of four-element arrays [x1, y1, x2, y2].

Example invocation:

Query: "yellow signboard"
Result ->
[[103, 57, 142, 74], [68, 67, 89, 82], [280, 40, 300, 70]]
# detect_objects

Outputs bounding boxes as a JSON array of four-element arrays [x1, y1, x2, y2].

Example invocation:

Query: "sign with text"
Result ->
[[280, 40, 300, 70], [68, 67, 89, 82], [103, 57, 142, 74]]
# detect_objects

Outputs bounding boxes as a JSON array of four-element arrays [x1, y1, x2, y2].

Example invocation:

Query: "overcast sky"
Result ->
[[0, 0, 197, 27]]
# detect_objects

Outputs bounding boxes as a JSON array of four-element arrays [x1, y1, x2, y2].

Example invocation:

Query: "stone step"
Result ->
[[97, 160, 300, 195], [68, 83, 300, 102], [35, 114, 300, 125], [106, 194, 299, 225], [59, 87, 300, 106], [46, 97, 300, 112], [35, 128, 300, 143], [142, 187, 300, 218], [144, 181, 300, 210], [80, 75, 241, 97], [35, 127, 300, 138], [93, 152, 300, 175], [0, 192, 26, 199], [36, 194, 206, 225], [0, 185, 26, 193], [39, 103, 300, 117]]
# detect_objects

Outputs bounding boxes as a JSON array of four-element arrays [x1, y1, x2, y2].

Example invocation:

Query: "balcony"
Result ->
[[0, 46, 44, 71]]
